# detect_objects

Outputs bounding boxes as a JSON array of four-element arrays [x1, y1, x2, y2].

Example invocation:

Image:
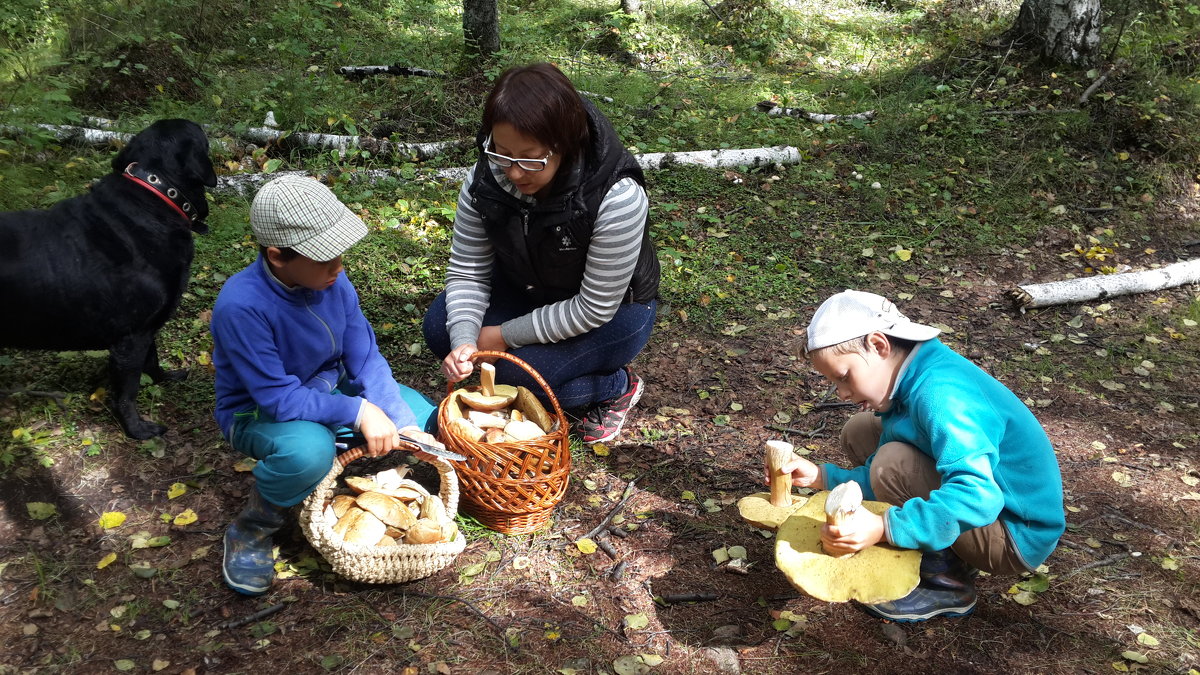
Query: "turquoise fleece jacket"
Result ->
[[822, 339, 1065, 570], [211, 255, 415, 438]]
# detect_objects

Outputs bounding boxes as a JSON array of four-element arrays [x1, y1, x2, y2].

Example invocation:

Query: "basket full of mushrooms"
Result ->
[[298, 446, 465, 584]]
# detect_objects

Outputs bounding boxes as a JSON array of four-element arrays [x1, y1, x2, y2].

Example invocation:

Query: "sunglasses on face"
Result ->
[[483, 134, 554, 172]]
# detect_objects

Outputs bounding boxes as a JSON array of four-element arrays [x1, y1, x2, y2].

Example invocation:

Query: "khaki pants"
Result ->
[[840, 412, 1030, 575]]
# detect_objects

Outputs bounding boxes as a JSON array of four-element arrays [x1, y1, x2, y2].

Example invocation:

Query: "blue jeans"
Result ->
[[422, 289, 656, 411], [228, 384, 438, 507]]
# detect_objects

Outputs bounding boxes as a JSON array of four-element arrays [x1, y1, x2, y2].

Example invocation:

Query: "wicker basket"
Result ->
[[299, 445, 466, 584], [439, 351, 571, 535]]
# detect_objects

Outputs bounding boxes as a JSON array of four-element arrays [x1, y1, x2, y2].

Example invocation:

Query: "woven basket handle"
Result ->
[[446, 350, 566, 421], [335, 437, 436, 468]]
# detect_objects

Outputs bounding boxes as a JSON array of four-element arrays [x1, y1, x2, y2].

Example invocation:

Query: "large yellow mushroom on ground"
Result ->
[[774, 486, 921, 604], [736, 440, 808, 531]]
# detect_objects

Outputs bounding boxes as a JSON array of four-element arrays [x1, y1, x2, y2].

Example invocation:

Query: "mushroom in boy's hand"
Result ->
[[774, 490, 921, 604], [737, 440, 808, 531]]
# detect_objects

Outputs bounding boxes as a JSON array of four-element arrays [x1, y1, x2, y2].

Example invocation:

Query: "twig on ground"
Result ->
[[983, 108, 1081, 116], [217, 602, 286, 630], [551, 595, 630, 643], [399, 591, 513, 651], [1080, 59, 1127, 104], [812, 401, 859, 411], [570, 480, 638, 544], [0, 388, 69, 409], [764, 419, 827, 438], [609, 561, 628, 582], [658, 592, 719, 604], [1075, 206, 1117, 214], [596, 537, 618, 559], [1062, 552, 1132, 578]]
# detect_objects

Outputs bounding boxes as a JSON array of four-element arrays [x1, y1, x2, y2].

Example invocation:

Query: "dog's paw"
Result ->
[[125, 420, 168, 440], [155, 369, 189, 383]]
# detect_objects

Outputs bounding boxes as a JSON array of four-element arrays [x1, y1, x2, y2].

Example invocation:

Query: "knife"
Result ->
[[334, 432, 467, 462]]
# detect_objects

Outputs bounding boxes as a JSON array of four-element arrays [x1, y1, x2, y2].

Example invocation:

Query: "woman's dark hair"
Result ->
[[259, 244, 300, 261], [482, 63, 589, 167]]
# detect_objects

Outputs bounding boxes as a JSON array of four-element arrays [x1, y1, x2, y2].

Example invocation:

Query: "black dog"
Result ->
[[0, 119, 217, 439]]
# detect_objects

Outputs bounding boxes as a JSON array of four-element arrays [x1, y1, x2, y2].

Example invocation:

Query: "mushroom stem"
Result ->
[[765, 440, 795, 508], [480, 362, 496, 397], [824, 480, 863, 527]]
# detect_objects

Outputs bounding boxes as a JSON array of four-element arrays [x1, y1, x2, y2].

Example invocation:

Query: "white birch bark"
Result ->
[[213, 146, 802, 196], [1013, 0, 1101, 66], [1009, 259, 1200, 308], [238, 127, 467, 160], [756, 101, 875, 123]]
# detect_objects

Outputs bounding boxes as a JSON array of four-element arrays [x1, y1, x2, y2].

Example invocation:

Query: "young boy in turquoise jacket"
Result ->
[[781, 290, 1065, 622], [211, 175, 439, 596]]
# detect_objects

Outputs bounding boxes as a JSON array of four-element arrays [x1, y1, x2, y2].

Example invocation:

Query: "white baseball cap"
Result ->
[[250, 175, 367, 262], [806, 290, 941, 353]]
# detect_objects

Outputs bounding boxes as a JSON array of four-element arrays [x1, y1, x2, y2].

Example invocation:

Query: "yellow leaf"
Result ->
[[575, 538, 598, 554], [894, 248, 912, 261], [173, 509, 198, 526], [233, 457, 257, 472], [98, 512, 126, 529], [591, 444, 610, 457], [1137, 633, 1159, 647], [167, 483, 187, 500], [90, 387, 107, 402], [97, 552, 118, 569]]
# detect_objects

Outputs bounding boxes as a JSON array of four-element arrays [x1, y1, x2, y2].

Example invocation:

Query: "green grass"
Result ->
[[1, 0, 1198, 458]]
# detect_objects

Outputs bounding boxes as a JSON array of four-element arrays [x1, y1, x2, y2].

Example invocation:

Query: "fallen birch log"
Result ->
[[336, 65, 445, 80], [213, 145, 802, 196], [1008, 259, 1200, 309], [237, 126, 467, 160], [755, 101, 875, 123]]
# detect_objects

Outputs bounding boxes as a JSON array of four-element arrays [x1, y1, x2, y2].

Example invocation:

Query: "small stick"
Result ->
[[608, 526, 629, 539], [576, 480, 638, 543], [1080, 59, 1126, 105], [218, 602, 286, 630], [1062, 552, 1131, 578], [610, 561, 628, 582], [659, 592, 718, 604], [596, 537, 618, 559]]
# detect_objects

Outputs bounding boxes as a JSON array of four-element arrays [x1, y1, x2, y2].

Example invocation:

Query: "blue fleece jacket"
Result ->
[[211, 255, 415, 438], [822, 339, 1065, 571]]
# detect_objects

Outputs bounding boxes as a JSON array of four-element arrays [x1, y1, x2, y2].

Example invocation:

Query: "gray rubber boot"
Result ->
[[222, 487, 287, 596]]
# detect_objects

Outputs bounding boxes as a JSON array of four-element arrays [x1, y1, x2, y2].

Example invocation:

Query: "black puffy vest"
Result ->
[[467, 99, 660, 306]]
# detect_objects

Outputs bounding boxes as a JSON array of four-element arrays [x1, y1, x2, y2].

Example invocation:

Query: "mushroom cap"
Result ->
[[459, 385, 518, 411], [775, 490, 921, 603], [736, 492, 808, 531]]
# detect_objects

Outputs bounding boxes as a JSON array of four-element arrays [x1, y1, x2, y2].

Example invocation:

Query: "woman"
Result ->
[[423, 62, 659, 444]]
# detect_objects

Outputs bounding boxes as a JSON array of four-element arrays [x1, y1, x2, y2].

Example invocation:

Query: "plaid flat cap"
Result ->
[[250, 175, 367, 261]]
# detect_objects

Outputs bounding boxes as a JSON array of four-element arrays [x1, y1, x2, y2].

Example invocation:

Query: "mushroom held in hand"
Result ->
[[774, 489, 921, 604], [737, 440, 808, 531]]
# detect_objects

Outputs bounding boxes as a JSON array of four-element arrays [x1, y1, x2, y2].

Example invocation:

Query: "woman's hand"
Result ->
[[442, 344, 477, 382], [820, 509, 886, 556], [359, 401, 400, 457], [768, 456, 824, 489]]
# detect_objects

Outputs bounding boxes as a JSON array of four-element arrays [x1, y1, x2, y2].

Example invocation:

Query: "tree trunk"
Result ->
[[1012, 0, 1101, 66], [463, 0, 500, 59], [621, 0, 642, 16]]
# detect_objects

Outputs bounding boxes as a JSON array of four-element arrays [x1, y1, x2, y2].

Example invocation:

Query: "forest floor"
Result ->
[[1, 203, 1199, 674]]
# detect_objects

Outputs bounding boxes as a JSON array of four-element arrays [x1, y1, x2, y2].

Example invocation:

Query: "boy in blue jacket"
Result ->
[[211, 175, 439, 596], [781, 290, 1065, 622]]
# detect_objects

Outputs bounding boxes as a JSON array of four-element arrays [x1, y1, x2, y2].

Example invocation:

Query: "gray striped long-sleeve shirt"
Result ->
[[445, 163, 650, 350]]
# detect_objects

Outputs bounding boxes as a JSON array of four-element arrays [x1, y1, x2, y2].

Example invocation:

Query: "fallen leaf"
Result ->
[[167, 483, 187, 499], [623, 613, 649, 630], [97, 552, 117, 569], [26, 502, 58, 520], [576, 539, 598, 554], [173, 509, 198, 526], [98, 512, 126, 529]]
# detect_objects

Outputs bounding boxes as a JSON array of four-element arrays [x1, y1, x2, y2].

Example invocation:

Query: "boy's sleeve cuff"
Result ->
[[353, 398, 366, 431]]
